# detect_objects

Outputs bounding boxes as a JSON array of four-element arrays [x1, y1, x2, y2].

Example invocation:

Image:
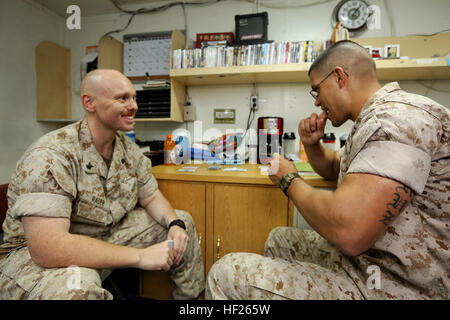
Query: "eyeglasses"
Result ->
[[309, 69, 349, 100], [309, 70, 334, 100]]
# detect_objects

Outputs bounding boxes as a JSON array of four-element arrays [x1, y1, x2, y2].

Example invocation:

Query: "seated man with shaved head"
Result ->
[[206, 40, 449, 300], [0, 69, 205, 299]]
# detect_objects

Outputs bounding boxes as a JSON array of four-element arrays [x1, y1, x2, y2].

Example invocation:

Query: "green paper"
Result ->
[[295, 162, 314, 172]]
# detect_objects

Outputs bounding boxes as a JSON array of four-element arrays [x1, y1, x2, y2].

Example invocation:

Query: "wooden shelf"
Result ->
[[170, 63, 311, 85], [170, 58, 449, 86], [170, 34, 450, 86], [374, 58, 449, 81]]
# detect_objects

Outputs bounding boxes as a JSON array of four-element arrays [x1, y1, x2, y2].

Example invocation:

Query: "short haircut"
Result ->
[[309, 40, 376, 79]]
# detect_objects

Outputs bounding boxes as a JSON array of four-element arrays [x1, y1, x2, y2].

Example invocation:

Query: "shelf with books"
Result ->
[[170, 57, 449, 86], [167, 34, 449, 123], [170, 34, 450, 86]]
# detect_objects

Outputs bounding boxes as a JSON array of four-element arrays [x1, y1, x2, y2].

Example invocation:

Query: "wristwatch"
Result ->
[[168, 219, 186, 230], [279, 172, 301, 196]]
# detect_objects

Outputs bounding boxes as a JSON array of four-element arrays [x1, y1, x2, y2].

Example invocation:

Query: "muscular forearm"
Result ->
[[28, 230, 141, 269], [287, 178, 345, 248], [304, 143, 340, 180]]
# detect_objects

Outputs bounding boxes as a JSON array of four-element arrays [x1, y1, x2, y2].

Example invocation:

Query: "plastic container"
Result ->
[[283, 132, 296, 156], [175, 135, 190, 164], [125, 131, 135, 142], [322, 133, 336, 151], [299, 140, 309, 162], [163, 134, 176, 166]]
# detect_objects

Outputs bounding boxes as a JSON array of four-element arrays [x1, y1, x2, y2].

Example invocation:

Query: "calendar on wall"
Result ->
[[123, 31, 172, 77]]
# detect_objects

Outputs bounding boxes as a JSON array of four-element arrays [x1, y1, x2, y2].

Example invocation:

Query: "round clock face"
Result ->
[[336, 0, 370, 31]]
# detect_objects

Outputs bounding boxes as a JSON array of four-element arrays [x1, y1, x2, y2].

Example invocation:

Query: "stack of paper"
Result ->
[[295, 162, 320, 176]]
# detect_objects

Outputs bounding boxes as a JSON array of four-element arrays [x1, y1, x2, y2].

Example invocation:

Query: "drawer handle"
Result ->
[[216, 235, 221, 260], [198, 232, 202, 246]]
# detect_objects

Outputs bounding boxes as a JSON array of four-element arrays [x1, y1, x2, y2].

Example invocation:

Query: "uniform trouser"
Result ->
[[0, 209, 205, 300], [206, 227, 364, 300]]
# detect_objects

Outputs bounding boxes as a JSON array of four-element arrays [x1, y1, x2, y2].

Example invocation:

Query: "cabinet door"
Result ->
[[158, 180, 206, 256], [139, 180, 206, 300], [98, 36, 123, 71], [213, 184, 289, 261], [35, 41, 71, 120]]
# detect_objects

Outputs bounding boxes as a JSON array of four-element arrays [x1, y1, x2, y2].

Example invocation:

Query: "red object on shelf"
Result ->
[[195, 32, 234, 48]]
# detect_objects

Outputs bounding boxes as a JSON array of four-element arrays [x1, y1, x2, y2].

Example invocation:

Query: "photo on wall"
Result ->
[[384, 44, 400, 59]]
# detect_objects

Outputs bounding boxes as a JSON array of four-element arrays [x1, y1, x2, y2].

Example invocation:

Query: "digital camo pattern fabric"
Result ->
[[338, 82, 449, 299], [206, 82, 448, 300], [206, 228, 364, 300], [0, 119, 204, 299]]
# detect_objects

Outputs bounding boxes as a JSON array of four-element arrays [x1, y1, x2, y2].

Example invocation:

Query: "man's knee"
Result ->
[[206, 253, 249, 299], [28, 266, 113, 300], [264, 226, 292, 254]]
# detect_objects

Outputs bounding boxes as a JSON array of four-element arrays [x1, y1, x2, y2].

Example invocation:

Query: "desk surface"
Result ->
[[152, 163, 337, 188]]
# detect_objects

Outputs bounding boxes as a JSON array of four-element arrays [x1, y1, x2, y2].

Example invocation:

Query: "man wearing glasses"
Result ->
[[206, 40, 449, 300]]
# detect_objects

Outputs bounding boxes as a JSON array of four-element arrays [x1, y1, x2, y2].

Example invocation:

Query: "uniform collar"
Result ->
[[78, 119, 108, 178], [356, 82, 402, 124], [77, 119, 131, 180]]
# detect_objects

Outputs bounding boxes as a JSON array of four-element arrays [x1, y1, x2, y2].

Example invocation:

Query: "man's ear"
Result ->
[[81, 94, 95, 113], [334, 67, 349, 88]]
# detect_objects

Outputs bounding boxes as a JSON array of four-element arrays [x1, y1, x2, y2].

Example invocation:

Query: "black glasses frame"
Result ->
[[309, 69, 349, 100]]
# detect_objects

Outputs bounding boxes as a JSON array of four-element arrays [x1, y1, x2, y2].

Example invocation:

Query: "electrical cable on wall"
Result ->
[[406, 28, 450, 37], [102, 0, 211, 39], [102, 0, 335, 39], [244, 82, 258, 139]]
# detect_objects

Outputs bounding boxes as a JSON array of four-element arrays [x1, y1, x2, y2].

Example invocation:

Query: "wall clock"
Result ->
[[334, 0, 371, 31]]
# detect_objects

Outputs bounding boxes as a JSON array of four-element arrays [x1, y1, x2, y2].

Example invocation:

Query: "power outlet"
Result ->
[[184, 104, 196, 122], [250, 95, 258, 111]]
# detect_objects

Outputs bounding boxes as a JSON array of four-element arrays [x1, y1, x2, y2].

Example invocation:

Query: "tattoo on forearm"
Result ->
[[379, 184, 413, 226], [160, 217, 167, 228]]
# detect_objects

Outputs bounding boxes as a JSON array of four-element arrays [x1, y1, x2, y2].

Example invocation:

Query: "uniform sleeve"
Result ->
[[9, 147, 76, 219], [347, 140, 431, 194], [124, 140, 158, 200], [347, 104, 438, 194], [136, 154, 159, 200]]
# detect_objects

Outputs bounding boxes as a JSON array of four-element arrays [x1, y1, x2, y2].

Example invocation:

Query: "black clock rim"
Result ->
[[334, 0, 369, 32]]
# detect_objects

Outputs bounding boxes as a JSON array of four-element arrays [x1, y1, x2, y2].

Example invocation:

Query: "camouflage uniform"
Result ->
[[206, 82, 449, 300], [0, 119, 205, 299]]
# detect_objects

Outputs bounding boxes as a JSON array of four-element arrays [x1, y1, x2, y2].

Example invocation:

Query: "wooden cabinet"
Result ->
[[139, 163, 336, 299], [139, 180, 206, 300], [35, 37, 122, 122], [35, 30, 185, 122], [213, 184, 288, 260], [98, 36, 123, 71], [35, 41, 71, 120], [158, 181, 206, 258]]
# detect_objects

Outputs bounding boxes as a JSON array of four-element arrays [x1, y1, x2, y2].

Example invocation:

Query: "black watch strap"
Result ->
[[168, 219, 186, 230]]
